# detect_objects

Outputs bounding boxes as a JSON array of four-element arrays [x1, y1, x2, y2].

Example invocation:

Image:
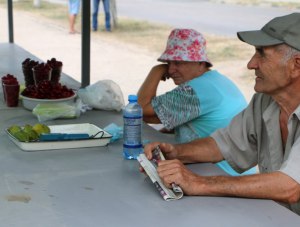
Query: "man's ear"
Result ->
[[290, 54, 300, 79], [295, 54, 300, 68]]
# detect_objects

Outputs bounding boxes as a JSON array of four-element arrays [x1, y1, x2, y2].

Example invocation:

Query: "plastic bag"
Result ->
[[32, 102, 81, 122], [77, 80, 125, 111], [103, 123, 123, 143]]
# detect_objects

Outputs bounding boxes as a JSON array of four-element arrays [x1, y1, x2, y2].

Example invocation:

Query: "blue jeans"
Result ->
[[92, 0, 111, 31]]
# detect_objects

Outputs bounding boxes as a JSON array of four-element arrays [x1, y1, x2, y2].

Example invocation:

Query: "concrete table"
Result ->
[[0, 43, 299, 226]]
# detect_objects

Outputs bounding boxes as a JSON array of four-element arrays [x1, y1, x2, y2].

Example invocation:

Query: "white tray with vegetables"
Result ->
[[6, 123, 112, 151]]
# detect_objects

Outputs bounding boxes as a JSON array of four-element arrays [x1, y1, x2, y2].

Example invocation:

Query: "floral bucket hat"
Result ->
[[158, 28, 212, 67]]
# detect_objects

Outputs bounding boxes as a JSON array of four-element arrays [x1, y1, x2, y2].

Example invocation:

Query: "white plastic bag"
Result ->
[[77, 80, 125, 111]]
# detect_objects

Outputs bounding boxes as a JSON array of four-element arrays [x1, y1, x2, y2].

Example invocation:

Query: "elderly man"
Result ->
[[143, 13, 300, 215]]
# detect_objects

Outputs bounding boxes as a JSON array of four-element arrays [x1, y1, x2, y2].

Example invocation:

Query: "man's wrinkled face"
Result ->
[[247, 45, 293, 95], [167, 61, 202, 85]]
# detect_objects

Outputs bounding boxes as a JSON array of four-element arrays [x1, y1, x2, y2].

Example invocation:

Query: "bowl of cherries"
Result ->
[[20, 80, 76, 110], [20, 58, 77, 110]]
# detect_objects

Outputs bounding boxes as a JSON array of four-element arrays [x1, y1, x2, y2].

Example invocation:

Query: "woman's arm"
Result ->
[[137, 64, 168, 123]]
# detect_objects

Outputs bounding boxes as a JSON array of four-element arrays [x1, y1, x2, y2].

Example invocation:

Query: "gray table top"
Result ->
[[1, 43, 299, 226]]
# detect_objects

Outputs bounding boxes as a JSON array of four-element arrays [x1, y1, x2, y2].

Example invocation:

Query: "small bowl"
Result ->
[[20, 93, 77, 110]]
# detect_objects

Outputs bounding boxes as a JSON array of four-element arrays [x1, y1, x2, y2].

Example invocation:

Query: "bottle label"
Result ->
[[123, 116, 141, 125], [123, 116, 142, 146]]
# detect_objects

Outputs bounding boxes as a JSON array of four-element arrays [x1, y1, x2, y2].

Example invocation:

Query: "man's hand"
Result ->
[[144, 142, 178, 160], [157, 159, 202, 195]]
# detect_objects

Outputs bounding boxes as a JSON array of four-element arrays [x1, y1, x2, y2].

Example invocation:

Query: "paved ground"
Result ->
[[116, 0, 297, 37], [0, 5, 255, 102], [45, 0, 299, 37]]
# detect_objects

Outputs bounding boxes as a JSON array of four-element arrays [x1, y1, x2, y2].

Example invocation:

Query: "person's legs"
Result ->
[[103, 0, 111, 31], [68, 0, 80, 34], [92, 0, 100, 31], [69, 14, 76, 33]]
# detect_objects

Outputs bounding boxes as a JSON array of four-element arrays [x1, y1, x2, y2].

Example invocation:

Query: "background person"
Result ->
[[143, 13, 300, 215], [92, 0, 111, 32], [68, 0, 80, 34], [138, 28, 256, 176]]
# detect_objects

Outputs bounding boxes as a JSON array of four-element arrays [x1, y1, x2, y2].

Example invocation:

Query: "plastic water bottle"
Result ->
[[123, 94, 143, 160]]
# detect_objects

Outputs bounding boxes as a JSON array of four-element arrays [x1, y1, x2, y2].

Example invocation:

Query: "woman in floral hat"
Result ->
[[138, 28, 256, 176]]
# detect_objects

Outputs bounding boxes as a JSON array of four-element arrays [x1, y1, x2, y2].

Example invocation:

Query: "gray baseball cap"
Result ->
[[237, 13, 300, 51]]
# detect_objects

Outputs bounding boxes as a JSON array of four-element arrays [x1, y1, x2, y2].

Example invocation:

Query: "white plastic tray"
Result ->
[[6, 123, 112, 151]]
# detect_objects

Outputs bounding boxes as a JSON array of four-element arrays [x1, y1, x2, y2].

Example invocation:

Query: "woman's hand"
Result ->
[[150, 64, 169, 81]]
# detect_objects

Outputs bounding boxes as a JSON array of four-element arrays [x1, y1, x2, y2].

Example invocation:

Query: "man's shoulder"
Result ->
[[252, 93, 273, 103], [250, 93, 275, 111]]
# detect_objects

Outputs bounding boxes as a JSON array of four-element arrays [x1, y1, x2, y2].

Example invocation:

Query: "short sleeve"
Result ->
[[211, 99, 259, 173], [280, 132, 300, 184], [152, 84, 201, 130]]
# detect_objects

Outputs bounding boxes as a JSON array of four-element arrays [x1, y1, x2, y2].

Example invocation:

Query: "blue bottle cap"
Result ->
[[128, 94, 138, 102]]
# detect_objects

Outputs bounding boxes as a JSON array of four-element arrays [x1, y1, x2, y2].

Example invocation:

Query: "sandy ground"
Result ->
[[0, 6, 255, 102]]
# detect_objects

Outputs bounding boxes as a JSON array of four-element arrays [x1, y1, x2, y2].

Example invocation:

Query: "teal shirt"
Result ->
[[152, 70, 256, 176]]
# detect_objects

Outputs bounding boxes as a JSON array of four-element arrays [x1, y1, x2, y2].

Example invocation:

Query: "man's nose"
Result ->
[[247, 55, 258, 70]]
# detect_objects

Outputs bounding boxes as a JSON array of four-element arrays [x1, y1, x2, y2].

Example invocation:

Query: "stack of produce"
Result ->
[[21, 57, 75, 100], [22, 80, 75, 99], [22, 58, 39, 87], [47, 58, 63, 84], [32, 62, 52, 86], [7, 123, 51, 142], [1, 74, 20, 107]]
